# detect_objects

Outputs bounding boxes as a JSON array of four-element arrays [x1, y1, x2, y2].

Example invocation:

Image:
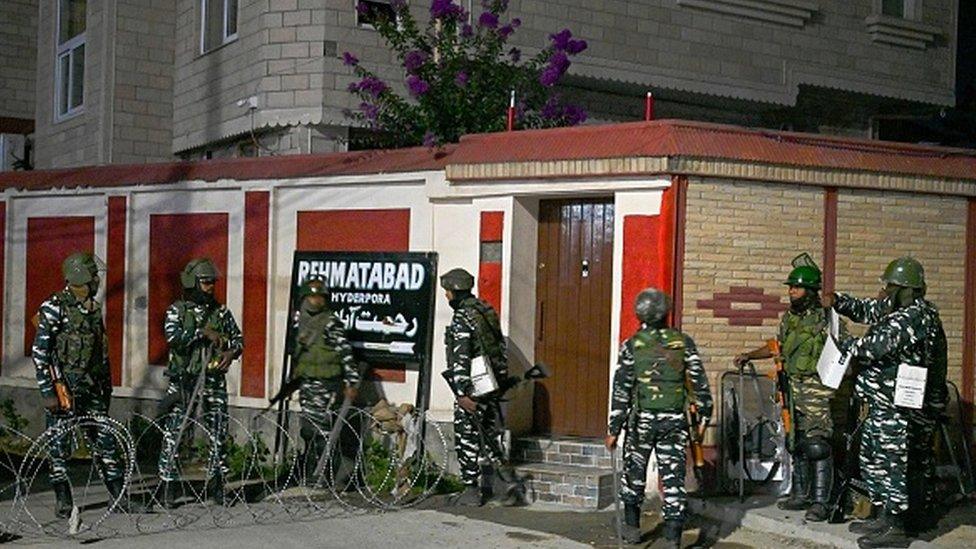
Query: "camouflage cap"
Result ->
[[634, 288, 670, 324], [62, 252, 104, 285], [439, 268, 475, 291], [180, 258, 220, 289]]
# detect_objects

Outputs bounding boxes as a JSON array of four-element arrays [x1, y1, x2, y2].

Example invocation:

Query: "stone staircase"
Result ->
[[510, 436, 615, 509]]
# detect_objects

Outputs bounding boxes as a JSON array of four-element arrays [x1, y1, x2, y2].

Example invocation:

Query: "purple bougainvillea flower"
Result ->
[[498, 24, 513, 38], [539, 66, 560, 87], [509, 47, 521, 62], [357, 76, 388, 98], [566, 39, 587, 55], [359, 102, 380, 120], [461, 23, 473, 37], [478, 11, 499, 29], [511, 18, 521, 28], [356, 2, 370, 16], [403, 50, 427, 73], [342, 52, 359, 67], [430, 0, 463, 20], [347, 81, 361, 92], [454, 71, 469, 86], [406, 74, 430, 96], [564, 104, 587, 125], [423, 131, 437, 147], [540, 97, 561, 119], [549, 28, 572, 51]]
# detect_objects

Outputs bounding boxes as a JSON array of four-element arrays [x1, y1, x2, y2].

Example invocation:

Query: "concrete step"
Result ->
[[513, 461, 614, 509], [512, 436, 612, 468]]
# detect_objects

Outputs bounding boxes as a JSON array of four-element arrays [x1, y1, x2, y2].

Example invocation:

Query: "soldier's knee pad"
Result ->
[[803, 437, 831, 461], [299, 418, 317, 442]]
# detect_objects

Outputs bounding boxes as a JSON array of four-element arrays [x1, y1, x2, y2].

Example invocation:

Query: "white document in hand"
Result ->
[[816, 309, 850, 390], [470, 355, 498, 397], [894, 363, 927, 410]]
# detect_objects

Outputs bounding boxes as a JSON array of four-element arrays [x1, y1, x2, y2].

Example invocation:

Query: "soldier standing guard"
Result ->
[[289, 277, 359, 483], [824, 257, 947, 548], [440, 267, 508, 507], [33, 252, 130, 517], [157, 258, 243, 508], [735, 254, 840, 522], [606, 288, 712, 547]]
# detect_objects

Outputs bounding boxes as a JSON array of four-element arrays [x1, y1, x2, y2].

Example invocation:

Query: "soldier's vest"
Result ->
[[633, 328, 686, 412], [460, 298, 506, 376], [780, 308, 827, 377], [292, 309, 343, 380], [54, 290, 106, 380], [167, 301, 220, 376]]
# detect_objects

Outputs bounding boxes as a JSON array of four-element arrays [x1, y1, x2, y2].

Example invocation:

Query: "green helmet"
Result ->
[[180, 258, 220, 289], [881, 257, 925, 289], [634, 288, 670, 324], [62, 252, 103, 285], [784, 266, 822, 290], [439, 268, 474, 291], [299, 277, 329, 299]]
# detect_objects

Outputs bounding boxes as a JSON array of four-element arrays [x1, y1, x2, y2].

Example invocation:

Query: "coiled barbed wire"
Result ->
[[0, 407, 449, 543]]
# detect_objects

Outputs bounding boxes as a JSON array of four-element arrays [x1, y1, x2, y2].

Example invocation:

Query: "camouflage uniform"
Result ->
[[290, 303, 360, 476], [608, 327, 712, 521], [33, 288, 122, 485], [157, 300, 243, 482], [834, 293, 947, 517], [445, 294, 508, 487]]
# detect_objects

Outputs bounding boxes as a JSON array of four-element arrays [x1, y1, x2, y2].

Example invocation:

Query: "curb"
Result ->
[[688, 498, 857, 549]]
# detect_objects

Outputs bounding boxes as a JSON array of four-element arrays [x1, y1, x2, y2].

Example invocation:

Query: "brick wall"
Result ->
[[0, 0, 37, 120], [681, 178, 825, 400], [835, 190, 968, 388], [112, 0, 175, 163]]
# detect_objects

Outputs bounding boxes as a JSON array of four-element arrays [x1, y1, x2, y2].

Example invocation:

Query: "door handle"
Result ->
[[581, 259, 589, 278]]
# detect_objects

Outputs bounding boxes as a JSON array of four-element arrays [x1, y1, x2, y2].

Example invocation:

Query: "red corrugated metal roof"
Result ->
[[2, 119, 975, 190], [451, 119, 976, 181], [0, 145, 455, 191]]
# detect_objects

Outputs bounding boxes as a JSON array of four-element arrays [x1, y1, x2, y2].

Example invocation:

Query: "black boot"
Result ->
[[207, 475, 225, 506], [454, 485, 484, 507], [105, 478, 141, 513], [622, 503, 642, 544], [804, 458, 832, 522], [857, 512, 912, 548], [160, 480, 179, 510], [662, 520, 683, 549], [52, 481, 73, 519], [849, 509, 887, 535], [778, 457, 810, 511]]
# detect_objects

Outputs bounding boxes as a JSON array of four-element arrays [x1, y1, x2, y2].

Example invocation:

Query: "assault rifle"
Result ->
[[32, 313, 73, 414], [766, 339, 793, 448], [686, 400, 708, 488]]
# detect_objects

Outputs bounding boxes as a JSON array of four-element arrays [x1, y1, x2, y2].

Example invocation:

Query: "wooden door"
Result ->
[[534, 198, 614, 437]]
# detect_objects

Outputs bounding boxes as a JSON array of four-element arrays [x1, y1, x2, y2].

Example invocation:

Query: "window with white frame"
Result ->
[[357, 1, 397, 29], [878, 0, 921, 19], [55, 0, 86, 120], [882, 0, 906, 17], [201, 0, 238, 53]]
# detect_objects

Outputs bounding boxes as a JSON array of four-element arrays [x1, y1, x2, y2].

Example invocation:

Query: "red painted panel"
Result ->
[[242, 192, 270, 397], [478, 262, 503, 315], [148, 213, 229, 365], [296, 209, 410, 252], [619, 188, 675, 342], [296, 208, 411, 382], [478, 210, 504, 316], [106, 197, 126, 386], [671, 177, 686, 329], [823, 188, 838, 294], [24, 216, 95, 356], [480, 211, 504, 242]]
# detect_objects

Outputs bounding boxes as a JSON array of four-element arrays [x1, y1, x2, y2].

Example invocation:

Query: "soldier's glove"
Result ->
[[457, 395, 477, 413], [43, 394, 61, 414], [733, 353, 750, 367], [215, 350, 235, 372], [202, 327, 222, 345]]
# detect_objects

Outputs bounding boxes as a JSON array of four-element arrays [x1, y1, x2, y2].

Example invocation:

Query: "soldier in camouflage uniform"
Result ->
[[825, 257, 947, 548], [289, 277, 359, 484], [33, 252, 129, 517], [606, 288, 712, 547], [157, 258, 243, 508], [440, 268, 508, 507], [735, 255, 841, 522]]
